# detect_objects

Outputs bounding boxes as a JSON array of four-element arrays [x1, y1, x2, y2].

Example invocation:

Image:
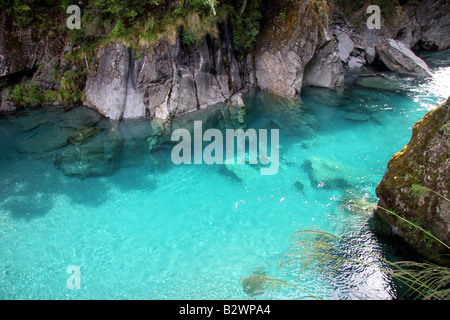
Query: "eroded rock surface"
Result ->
[[376, 97, 450, 264], [376, 39, 432, 76]]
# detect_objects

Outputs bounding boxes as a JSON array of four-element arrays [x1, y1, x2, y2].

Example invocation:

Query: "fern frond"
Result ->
[[411, 184, 450, 202]]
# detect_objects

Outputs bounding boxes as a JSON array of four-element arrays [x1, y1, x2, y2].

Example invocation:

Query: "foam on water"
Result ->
[[0, 52, 449, 300]]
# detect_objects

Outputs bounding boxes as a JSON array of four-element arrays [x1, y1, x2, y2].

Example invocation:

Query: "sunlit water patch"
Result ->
[[0, 52, 448, 300]]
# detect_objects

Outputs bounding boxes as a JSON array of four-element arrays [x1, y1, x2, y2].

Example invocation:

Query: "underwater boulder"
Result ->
[[16, 106, 103, 156], [54, 123, 124, 178], [294, 181, 306, 195], [342, 111, 372, 122], [68, 126, 104, 146], [12, 105, 64, 132], [223, 163, 260, 185], [228, 93, 247, 129], [356, 76, 401, 91], [302, 157, 352, 190], [17, 126, 75, 154], [56, 106, 102, 129]]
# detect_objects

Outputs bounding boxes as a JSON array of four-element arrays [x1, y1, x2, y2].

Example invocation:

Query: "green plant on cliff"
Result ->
[[110, 19, 126, 38], [61, 70, 85, 107], [29, 83, 43, 105], [231, 0, 262, 52], [9, 85, 28, 107], [2, 1, 263, 59], [44, 90, 58, 104], [7, 83, 44, 107]]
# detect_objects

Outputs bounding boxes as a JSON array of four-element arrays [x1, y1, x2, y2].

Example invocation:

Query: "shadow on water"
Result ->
[[58, 176, 112, 208], [0, 159, 113, 220], [2, 193, 54, 220], [108, 166, 158, 193]]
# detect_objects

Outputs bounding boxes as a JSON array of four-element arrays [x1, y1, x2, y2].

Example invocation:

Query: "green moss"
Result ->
[[53, 68, 87, 108]]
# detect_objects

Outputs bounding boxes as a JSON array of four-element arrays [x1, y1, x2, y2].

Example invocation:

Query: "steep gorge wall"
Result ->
[[253, 0, 344, 99], [331, 0, 450, 71], [84, 24, 244, 121], [1, 0, 449, 120], [84, 0, 346, 121]]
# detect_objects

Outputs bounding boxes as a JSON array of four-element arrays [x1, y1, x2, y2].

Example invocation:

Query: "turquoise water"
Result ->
[[1, 51, 449, 300]]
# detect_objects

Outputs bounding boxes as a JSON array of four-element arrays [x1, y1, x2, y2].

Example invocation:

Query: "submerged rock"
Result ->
[[17, 126, 74, 154], [15, 106, 103, 154], [68, 126, 104, 146], [376, 97, 450, 265], [302, 157, 352, 190], [342, 111, 372, 122], [254, 0, 344, 99], [356, 76, 401, 91], [228, 93, 247, 128], [251, 91, 319, 138], [56, 106, 102, 129], [223, 163, 260, 186], [55, 123, 124, 178], [294, 181, 306, 195]]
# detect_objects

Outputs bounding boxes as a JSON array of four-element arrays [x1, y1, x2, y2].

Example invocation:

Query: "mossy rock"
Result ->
[[376, 98, 450, 265]]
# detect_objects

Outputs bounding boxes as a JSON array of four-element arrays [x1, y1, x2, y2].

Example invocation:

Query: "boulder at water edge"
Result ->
[[376, 39, 432, 76], [376, 97, 450, 265]]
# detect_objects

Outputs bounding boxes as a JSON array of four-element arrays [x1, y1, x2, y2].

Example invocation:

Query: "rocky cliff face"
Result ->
[[1, 0, 450, 120], [376, 98, 450, 264], [332, 0, 450, 73], [0, 10, 67, 112], [253, 0, 344, 99], [85, 24, 244, 121]]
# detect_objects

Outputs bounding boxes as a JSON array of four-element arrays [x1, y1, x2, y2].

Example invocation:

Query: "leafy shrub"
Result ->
[[57, 69, 86, 107], [44, 90, 58, 104], [29, 83, 43, 105], [110, 19, 126, 38], [182, 32, 197, 47], [11, 85, 28, 106], [231, 0, 262, 52]]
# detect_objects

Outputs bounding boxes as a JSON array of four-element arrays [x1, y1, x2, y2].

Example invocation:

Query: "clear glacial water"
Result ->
[[0, 51, 449, 300]]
